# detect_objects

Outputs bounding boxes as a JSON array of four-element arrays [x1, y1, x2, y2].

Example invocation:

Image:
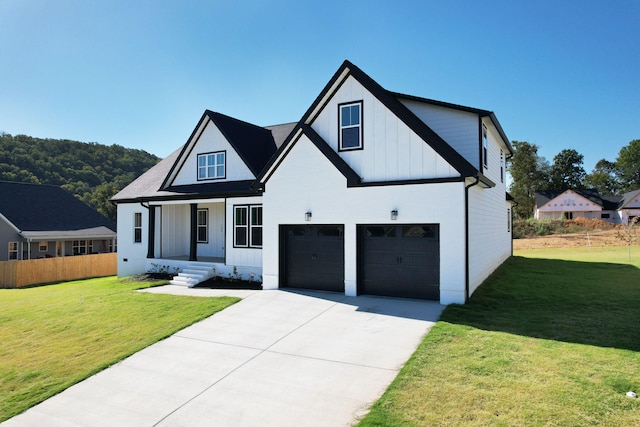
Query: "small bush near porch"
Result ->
[[359, 246, 640, 426], [0, 277, 239, 422]]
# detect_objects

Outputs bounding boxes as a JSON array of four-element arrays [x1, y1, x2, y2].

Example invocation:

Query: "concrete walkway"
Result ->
[[3, 286, 444, 427]]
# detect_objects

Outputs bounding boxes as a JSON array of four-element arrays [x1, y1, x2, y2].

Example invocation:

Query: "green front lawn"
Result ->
[[360, 246, 640, 426], [0, 277, 239, 422]]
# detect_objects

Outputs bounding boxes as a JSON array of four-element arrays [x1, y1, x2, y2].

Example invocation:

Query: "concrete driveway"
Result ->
[[3, 287, 443, 427]]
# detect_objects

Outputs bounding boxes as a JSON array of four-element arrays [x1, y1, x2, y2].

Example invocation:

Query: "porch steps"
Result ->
[[170, 263, 216, 287]]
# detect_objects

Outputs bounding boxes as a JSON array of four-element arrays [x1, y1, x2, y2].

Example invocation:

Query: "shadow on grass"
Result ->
[[443, 256, 640, 352]]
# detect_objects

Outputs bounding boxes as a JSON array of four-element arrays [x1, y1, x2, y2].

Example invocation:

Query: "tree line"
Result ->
[[0, 133, 160, 221], [508, 139, 640, 218]]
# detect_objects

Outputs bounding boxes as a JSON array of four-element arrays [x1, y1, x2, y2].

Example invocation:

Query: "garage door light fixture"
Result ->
[[305, 211, 312, 221], [390, 209, 398, 220]]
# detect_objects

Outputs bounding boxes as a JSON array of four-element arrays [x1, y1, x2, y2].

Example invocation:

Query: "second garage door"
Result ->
[[282, 225, 344, 292], [358, 224, 440, 300]]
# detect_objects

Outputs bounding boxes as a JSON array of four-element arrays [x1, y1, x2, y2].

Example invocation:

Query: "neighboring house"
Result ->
[[0, 181, 117, 261], [617, 189, 640, 224], [534, 188, 640, 223], [112, 60, 514, 304]]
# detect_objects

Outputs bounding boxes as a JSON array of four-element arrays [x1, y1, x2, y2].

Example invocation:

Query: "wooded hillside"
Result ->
[[0, 133, 160, 221]]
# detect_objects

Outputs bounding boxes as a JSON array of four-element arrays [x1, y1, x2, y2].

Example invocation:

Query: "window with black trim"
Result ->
[[234, 205, 262, 248], [482, 125, 488, 168], [198, 151, 226, 180], [197, 209, 208, 243], [39, 242, 48, 252], [134, 212, 142, 243], [8, 242, 18, 260], [339, 101, 362, 150], [500, 150, 504, 183], [250, 206, 263, 247]]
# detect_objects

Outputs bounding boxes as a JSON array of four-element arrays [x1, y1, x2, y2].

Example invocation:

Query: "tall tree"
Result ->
[[584, 159, 621, 195], [507, 141, 551, 218], [616, 139, 640, 192], [549, 149, 585, 190]]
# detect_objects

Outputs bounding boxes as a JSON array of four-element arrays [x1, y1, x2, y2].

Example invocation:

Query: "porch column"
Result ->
[[147, 205, 156, 258], [189, 203, 198, 261]]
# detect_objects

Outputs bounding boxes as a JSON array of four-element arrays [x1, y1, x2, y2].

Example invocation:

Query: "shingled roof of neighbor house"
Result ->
[[0, 181, 116, 235]]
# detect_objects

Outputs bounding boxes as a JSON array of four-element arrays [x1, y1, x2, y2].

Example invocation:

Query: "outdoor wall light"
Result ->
[[305, 211, 312, 221], [391, 209, 398, 220]]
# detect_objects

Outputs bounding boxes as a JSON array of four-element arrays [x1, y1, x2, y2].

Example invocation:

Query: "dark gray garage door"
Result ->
[[281, 225, 344, 292], [358, 224, 439, 300]]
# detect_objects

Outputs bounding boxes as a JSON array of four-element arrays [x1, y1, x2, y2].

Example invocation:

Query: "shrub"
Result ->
[[513, 217, 618, 239]]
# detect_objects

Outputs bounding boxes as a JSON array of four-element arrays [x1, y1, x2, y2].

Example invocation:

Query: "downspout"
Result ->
[[464, 176, 480, 303]]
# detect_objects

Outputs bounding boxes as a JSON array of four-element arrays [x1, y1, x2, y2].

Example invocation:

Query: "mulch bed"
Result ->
[[194, 277, 263, 290], [126, 273, 262, 290]]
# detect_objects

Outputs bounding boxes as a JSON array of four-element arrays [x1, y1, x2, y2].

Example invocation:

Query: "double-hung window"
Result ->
[[482, 125, 488, 168], [134, 212, 142, 243], [198, 151, 225, 180], [8, 242, 18, 260], [339, 101, 362, 150], [197, 209, 208, 243], [234, 205, 262, 248]]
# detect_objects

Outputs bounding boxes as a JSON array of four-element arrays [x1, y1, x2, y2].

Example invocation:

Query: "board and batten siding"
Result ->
[[159, 204, 190, 258], [262, 134, 468, 304], [116, 203, 149, 277], [400, 99, 480, 168], [196, 202, 225, 258], [172, 120, 255, 186], [310, 76, 459, 183], [224, 196, 262, 276], [481, 120, 509, 186]]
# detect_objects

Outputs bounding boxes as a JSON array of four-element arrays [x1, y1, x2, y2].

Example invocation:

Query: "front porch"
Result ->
[[145, 257, 261, 287]]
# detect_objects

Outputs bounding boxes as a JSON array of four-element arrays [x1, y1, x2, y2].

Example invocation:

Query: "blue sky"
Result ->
[[0, 0, 638, 173]]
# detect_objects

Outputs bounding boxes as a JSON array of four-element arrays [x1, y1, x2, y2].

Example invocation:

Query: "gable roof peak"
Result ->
[[300, 59, 479, 178]]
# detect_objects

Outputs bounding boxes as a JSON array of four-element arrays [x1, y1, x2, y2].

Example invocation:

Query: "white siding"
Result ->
[[159, 204, 190, 258], [467, 184, 512, 297], [262, 135, 467, 304], [401, 99, 480, 167], [225, 196, 263, 274], [310, 76, 459, 182], [197, 202, 225, 258], [116, 203, 148, 277], [481, 119, 508, 185], [172, 120, 255, 186]]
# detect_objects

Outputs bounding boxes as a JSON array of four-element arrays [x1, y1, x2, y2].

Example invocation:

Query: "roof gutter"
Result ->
[[464, 176, 481, 302]]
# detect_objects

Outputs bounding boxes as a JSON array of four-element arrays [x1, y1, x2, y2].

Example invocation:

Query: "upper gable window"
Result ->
[[482, 125, 488, 168], [339, 101, 363, 151], [198, 151, 226, 180]]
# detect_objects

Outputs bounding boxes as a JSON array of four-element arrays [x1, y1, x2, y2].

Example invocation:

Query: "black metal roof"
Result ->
[[0, 181, 116, 232]]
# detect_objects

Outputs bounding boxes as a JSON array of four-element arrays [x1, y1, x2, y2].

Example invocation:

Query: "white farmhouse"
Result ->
[[534, 188, 640, 224], [112, 60, 514, 304]]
